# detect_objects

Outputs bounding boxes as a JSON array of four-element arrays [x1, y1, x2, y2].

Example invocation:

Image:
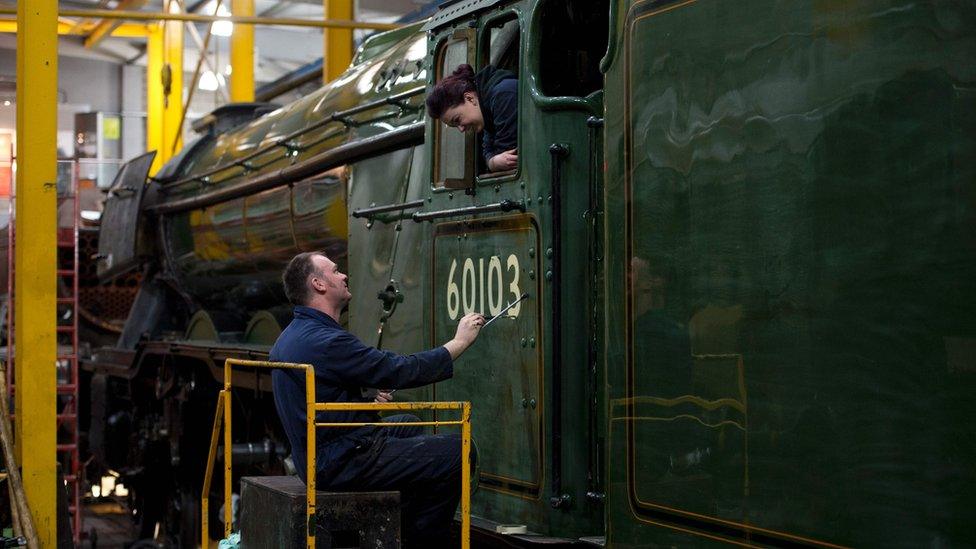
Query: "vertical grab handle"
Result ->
[[548, 143, 572, 510]]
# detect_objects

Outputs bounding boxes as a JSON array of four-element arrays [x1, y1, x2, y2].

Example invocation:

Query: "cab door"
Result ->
[[431, 216, 544, 496], [424, 13, 546, 502]]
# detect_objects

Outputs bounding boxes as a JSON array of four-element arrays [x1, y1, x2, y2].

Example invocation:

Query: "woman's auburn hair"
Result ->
[[426, 63, 478, 119]]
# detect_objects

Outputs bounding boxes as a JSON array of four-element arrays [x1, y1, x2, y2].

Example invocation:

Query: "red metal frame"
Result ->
[[7, 161, 84, 543]]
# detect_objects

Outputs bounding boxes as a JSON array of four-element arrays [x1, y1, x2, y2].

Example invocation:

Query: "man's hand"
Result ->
[[374, 390, 394, 403], [443, 312, 485, 360], [488, 148, 518, 172]]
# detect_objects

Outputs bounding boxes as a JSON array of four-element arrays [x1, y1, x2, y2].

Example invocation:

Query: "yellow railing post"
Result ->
[[461, 402, 471, 549], [223, 359, 233, 538], [204, 359, 472, 549], [201, 391, 226, 549], [305, 365, 317, 549]]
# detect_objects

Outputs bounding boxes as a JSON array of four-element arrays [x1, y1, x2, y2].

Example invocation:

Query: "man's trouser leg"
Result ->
[[323, 415, 466, 547]]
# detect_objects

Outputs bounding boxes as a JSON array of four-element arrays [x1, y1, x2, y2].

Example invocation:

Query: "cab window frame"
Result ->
[[474, 9, 523, 187], [430, 27, 477, 191]]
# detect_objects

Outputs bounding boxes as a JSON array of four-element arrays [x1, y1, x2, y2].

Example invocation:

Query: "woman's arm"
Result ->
[[488, 148, 518, 171], [485, 80, 519, 171]]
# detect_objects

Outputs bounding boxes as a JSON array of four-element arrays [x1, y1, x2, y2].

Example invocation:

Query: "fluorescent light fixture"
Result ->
[[91, 485, 101, 498], [115, 483, 129, 497], [211, 3, 233, 37], [81, 210, 101, 221], [199, 70, 220, 91]]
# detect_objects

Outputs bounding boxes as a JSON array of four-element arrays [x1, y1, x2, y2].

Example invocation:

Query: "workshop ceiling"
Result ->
[[22, 0, 433, 81]]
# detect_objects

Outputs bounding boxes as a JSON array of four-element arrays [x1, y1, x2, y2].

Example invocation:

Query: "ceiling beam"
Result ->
[[83, 0, 149, 48], [0, 18, 151, 37], [0, 7, 401, 30]]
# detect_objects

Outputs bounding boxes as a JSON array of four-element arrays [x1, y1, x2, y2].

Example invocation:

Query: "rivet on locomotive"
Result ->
[[73, 0, 976, 546]]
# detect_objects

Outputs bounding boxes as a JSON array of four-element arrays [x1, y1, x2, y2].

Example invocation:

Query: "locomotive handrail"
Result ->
[[351, 198, 426, 219], [411, 199, 526, 222], [162, 86, 425, 192], [149, 122, 424, 214], [200, 358, 472, 549]]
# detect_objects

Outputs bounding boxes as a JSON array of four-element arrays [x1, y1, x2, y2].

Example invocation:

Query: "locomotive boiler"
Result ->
[[85, 0, 976, 546]]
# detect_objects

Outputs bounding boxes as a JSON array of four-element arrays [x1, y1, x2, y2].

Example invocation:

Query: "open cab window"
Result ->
[[431, 12, 522, 189], [433, 31, 476, 189], [475, 13, 521, 182]]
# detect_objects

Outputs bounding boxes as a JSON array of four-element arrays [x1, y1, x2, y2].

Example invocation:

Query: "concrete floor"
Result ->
[[79, 501, 137, 549]]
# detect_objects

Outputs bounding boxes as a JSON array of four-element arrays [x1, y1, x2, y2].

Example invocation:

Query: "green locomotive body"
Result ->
[[602, 1, 976, 545], [90, 0, 976, 545]]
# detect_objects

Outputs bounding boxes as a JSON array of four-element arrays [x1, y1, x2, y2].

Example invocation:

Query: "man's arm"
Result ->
[[325, 312, 485, 389]]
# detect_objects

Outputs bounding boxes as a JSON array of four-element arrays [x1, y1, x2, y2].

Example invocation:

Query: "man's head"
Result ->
[[282, 252, 351, 310]]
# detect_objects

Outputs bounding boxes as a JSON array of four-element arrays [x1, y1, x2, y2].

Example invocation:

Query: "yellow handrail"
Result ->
[[200, 358, 472, 549]]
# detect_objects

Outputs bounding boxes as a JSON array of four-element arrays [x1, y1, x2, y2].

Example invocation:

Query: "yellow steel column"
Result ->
[[230, 0, 254, 102], [14, 1, 58, 546], [146, 24, 164, 174], [322, 0, 353, 84], [161, 0, 184, 164]]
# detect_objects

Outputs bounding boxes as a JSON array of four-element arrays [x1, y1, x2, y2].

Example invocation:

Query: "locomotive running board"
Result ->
[[461, 514, 585, 547]]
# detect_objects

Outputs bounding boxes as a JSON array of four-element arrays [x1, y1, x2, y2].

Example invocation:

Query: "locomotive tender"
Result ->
[[86, 0, 976, 546]]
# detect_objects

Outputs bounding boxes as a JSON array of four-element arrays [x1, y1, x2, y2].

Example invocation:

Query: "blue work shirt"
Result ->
[[270, 306, 454, 482]]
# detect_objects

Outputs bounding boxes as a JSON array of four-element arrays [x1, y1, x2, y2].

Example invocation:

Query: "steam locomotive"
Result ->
[[76, 0, 976, 546]]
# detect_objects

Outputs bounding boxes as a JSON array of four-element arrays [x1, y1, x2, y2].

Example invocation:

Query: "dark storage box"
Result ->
[[240, 476, 400, 548]]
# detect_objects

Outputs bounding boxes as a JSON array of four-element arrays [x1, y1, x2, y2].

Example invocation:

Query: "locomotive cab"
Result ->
[[408, 0, 611, 541]]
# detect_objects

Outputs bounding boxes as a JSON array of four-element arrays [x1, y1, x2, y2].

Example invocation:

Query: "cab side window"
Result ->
[[434, 37, 473, 188], [477, 15, 521, 177], [537, 0, 608, 98]]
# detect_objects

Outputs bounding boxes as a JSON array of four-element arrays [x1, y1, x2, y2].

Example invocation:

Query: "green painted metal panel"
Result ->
[[604, 0, 976, 546], [431, 215, 544, 497], [347, 146, 416, 345], [431, 216, 543, 496]]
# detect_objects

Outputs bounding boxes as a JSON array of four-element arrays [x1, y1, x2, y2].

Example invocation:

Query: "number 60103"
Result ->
[[446, 254, 523, 320]]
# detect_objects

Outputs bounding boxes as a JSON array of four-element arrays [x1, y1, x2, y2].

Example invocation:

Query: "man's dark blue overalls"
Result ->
[[271, 306, 469, 547]]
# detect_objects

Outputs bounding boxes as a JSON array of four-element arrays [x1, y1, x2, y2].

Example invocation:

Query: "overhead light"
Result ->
[[224, 64, 232, 76], [199, 70, 220, 91], [2, 101, 9, 107], [211, 4, 233, 37]]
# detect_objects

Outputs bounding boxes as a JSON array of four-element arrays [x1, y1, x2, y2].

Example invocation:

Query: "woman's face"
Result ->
[[441, 92, 484, 134]]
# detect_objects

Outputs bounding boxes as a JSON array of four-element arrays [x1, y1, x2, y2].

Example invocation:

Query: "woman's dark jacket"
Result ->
[[474, 65, 518, 163]]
